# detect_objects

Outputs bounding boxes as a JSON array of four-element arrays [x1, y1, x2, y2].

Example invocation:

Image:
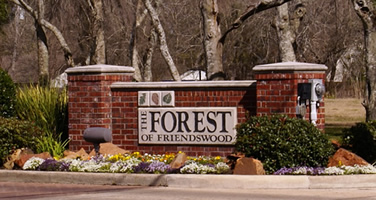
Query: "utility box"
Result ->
[[298, 83, 311, 101], [309, 79, 325, 102]]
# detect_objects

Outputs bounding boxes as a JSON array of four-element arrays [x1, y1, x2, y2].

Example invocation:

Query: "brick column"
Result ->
[[253, 62, 327, 130], [65, 65, 134, 151]]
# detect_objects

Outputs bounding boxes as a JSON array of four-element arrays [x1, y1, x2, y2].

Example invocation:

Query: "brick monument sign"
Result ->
[[66, 62, 327, 156]]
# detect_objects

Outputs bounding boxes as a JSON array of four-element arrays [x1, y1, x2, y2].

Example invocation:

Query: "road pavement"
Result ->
[[1, 181, 376, 200], [1, 170, 376, 199]]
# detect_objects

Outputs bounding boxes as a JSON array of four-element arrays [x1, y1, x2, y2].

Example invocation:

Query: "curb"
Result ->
[[1, 170, 376, 189]]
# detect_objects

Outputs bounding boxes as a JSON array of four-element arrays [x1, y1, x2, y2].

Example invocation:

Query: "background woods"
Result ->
[[0, 0, 367, 97]]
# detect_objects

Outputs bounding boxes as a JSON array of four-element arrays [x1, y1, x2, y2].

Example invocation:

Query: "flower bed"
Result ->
[[274, 165, 376, 175], [22, 151, 376, 175], [23, 152, 231, 174]]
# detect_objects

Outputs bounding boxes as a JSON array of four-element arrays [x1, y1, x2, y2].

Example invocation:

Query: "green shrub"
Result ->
[[342, 121, 376, 163], [35, 131, 70, 159], [15, 85, 68, 139], [0, 68, 16, 118], [235, 115, 335, 174], [0, 117, 42, 166]]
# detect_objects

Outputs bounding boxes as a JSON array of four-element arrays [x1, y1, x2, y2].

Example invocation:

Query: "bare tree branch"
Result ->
[[219, 0, 292, 44]]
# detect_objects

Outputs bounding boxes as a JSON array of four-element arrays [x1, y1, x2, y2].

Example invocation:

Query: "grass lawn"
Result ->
[[325, 98, 365, 142]]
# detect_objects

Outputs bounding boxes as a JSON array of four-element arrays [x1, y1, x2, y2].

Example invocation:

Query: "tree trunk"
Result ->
[[87, 0, 106, 64], [200, 0, 224, 80], [36, 0, 49, 84], [275, 1, 305, 62], [143, 0, 181, 81], [10, 7, 22, 75], [275, 3, 296, 62], [352, 0, 376, 121], [144, 28, 157, 82], [130, 0, 146, 82]]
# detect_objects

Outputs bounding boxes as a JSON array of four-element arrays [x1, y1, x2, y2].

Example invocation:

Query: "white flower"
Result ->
[[342, 164, 376, 174], [109, 158, 141, 173], [292, 167, 307, 175], [23, 157, 45, 170], [180, 162, 217, 174], [180, 162, 200, 174], [324, 166, 344, 175], [215, 162, 230, 174]]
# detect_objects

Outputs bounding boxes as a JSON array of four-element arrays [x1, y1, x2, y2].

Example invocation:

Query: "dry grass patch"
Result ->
[[325, 98, 365, 126]]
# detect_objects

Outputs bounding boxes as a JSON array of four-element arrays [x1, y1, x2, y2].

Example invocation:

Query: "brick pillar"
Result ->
[[65, 65, 134, 151], [253, 62, 327, 130]]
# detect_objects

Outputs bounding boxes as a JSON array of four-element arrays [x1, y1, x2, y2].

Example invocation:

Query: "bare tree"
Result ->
[[10, 0, 75, 73], [130, 0, 156, 82], [143, 0, 181, 81], [352, 0, 376, 121], [201, 0, 292, 80]]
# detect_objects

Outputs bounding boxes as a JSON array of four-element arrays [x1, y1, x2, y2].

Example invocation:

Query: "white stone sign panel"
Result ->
[[138, 107, 237, 145]]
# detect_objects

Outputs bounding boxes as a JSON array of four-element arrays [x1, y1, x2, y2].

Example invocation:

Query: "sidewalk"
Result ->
[[1, 170, 376, 189]]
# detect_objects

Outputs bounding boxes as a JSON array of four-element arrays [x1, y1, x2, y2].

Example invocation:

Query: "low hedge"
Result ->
[[235, 115, 335, 174], [342, 121, 376, 163], [0, 68, 16, 118], [0, 117, 42, 166]]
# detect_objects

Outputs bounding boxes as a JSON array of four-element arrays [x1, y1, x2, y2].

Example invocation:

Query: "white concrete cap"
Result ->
[[253, 62, 328, 72], [65, 64, 135, 74], [111, 80, 256, 89]]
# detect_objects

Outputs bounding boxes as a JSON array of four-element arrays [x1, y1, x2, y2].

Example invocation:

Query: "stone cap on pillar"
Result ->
[[65, 64, 135, 75], [253, 62, 327, 73]]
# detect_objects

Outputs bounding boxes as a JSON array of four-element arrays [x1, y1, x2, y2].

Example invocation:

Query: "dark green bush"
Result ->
[[235, 115, 335, 174], [0, 117, 42, 166], [0, 68, 16, 118], [342, 121, 376, 163]]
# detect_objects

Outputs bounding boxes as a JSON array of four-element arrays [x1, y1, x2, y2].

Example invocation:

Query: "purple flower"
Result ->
[[146, 161, 171, 174], [59, 161, 71, 171], [133, 162, 150, 173], [273, 166, 326, 175], [133, 161, 172, 174], [274, 167, 294, 175], [91, 155, 105, 163], [37, 159, 61, 171], [205, 163, 215, 168]]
